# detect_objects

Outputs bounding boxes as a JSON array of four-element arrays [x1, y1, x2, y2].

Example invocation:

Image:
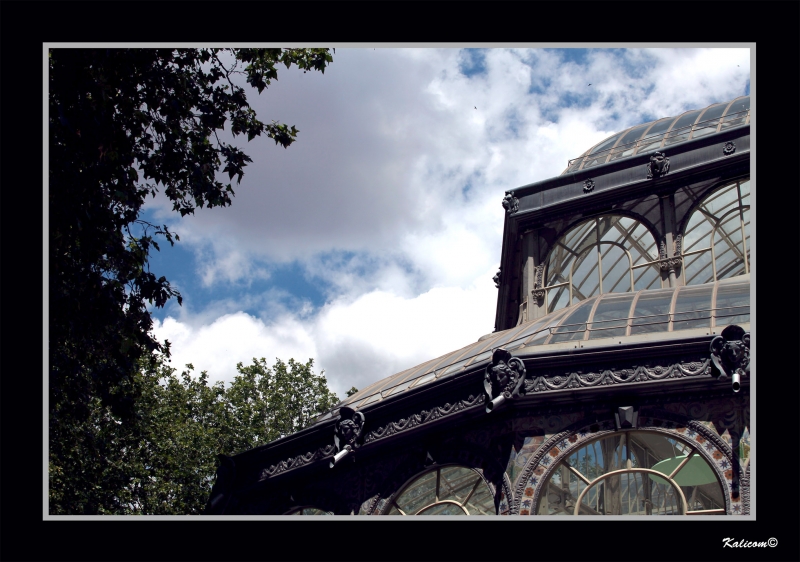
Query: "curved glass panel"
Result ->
[[720, 96, 750, 131], [714, 280, 750, 327], [536, 431, 725, 515], [630, 288, 674, 335], [634, 118, 673, 154], [548, 299, 596, 343], [286, 507, 332, 515], [587, 293, 635, 340], [682, 179, 750, 286], [562, 98, 751, 174], [672, 284, 714, 330], [608, 124, 651, 162], [385, 465, 495, 515], [663, 110, 701, 146], [691, 103, 727, 139], [544, 216, 660, 313]]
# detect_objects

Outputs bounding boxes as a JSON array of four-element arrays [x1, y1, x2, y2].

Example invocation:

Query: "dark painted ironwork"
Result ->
[[484, 348, 526, 413]]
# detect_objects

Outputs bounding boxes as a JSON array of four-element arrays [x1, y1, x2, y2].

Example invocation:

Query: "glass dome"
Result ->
[[317, 275, 749, 421], [561, 97, 750, 175]]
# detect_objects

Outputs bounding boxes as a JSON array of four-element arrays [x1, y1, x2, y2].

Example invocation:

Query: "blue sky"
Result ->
[[143, 47, 751, 397]]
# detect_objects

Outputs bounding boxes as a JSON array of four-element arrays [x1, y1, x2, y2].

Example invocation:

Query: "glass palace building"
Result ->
[[207, 97, 752, 516]]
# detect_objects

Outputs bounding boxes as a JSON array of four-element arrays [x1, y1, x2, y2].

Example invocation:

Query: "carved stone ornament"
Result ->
[[646, 151, 670, 179], [484, 348, 526, 413], [531, 264, 546, 302], [493, 269, 502, 289], [583, 178, 595, 193], [502, 192, 519, 214], [723, 141, 736, 156], [330, 406, 365, 467], [658, 237, 683, 271], [710, 325, 750, 392]]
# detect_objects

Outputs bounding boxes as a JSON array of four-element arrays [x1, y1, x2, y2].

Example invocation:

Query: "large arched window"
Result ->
[[535, 431, 726, 516], [383, 465, 496, 515], [543, 216, 662, 313], [285, 506, 332, 515], [682, 178, 750, 285]]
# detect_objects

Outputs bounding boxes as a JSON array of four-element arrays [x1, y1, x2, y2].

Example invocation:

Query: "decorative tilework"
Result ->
[[513, 416, 741, 515]]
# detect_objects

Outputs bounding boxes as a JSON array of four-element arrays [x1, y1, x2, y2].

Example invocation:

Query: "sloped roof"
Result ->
[[561, 96, 750, 175], [312, 275, 749, 425]]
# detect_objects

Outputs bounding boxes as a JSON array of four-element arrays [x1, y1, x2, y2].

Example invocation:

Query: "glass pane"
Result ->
[[536, 432, 725, 515], [691, 103, 727, 138], [600, 244, 632, 294], [713, 211, 747, 280], [714, 280, 750, 326], [464, 482, 496, 515], [630, 288, 674, 334], [588, 293, 635, 340], [664, 111, 701, 146], [395, 470, 438, 514], [527, 309, 570, 345], [439, 466, 479, 503], [608, 124, 650, 162], [549, 299, 596, 343], [417, 502, 467, 515], [672, 285, 714, 330], [720, 97, 750, 130], [589, 132, 625, 155], [634, 118, 672, 154]]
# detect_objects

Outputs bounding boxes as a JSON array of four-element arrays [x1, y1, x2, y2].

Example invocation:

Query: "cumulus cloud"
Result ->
[[144, 46, 750, 394], [152, 269, 498, 397]]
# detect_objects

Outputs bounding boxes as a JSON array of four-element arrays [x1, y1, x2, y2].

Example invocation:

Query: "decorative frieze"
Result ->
[[524, 358, 712, 394], [363, 394, 485, 444]]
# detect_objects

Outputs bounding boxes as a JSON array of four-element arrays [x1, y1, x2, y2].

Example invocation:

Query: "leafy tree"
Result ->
[[48, 48, 333, 513], [49, 355, 342, 515]]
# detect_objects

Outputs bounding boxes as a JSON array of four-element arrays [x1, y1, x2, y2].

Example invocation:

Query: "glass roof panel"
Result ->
[[714, 280, 750, 327], [691, 103, 727, 139], [310, 278, 749, 425], [588, 293, 636, 340], [548, 298, 596, 343], [630, 288, 674, 335], [562, 98, 750, 174], [663, 110, 701, 147], [672, 284, 714, 331], [608, 124, 651, 162]]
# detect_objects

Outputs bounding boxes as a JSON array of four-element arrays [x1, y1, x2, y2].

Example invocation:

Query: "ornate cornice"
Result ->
[[363, 393, 485, 445], [254, 340, 747, 483], [523, 358, 712, 394], [259, 444, 336, 481]]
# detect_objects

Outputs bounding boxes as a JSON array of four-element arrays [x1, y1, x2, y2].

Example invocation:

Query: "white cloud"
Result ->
[[152, 269, 498, 397], [145, 47, 750, 396]]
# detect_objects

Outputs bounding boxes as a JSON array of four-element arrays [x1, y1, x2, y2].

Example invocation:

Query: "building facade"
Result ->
[[207, 97, 751, 516]]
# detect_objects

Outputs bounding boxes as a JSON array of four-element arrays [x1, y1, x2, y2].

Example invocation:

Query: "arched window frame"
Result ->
[[513, 418, 739, 516], [680, 178, 750, 286], [284, 506, 333, 515], [542, 215, 663, 313], [380, 464, 497, 516]]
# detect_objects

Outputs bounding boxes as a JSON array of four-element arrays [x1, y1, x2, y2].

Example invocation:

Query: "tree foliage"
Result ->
[[48, 47, 334, 513], [49, 357, 342, 515]]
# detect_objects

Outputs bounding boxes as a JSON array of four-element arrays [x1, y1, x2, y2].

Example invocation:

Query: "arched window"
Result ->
[[681, 178, 750, 286], [383, 465, 496, 515], [285, 506, 332, 515], [535, 431, 726, 516], [543, 216, 662, 313]]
